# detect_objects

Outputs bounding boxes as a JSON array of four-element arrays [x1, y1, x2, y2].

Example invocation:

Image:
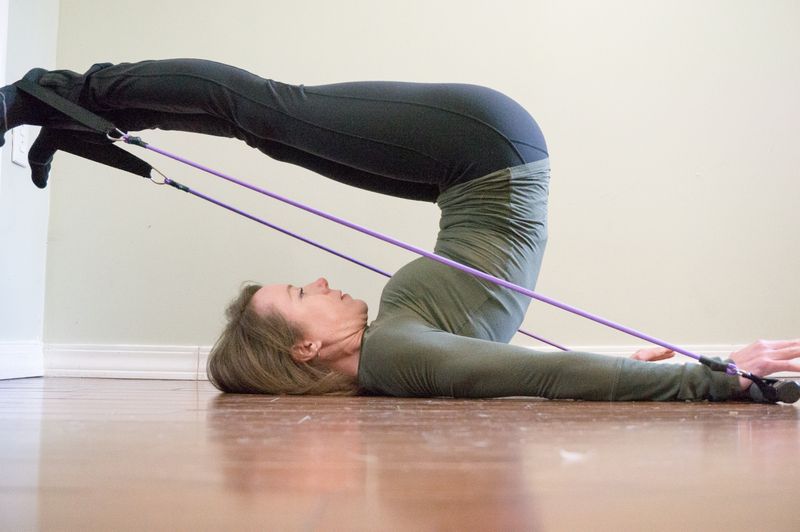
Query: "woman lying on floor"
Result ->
[[2, 59, 798, 400]]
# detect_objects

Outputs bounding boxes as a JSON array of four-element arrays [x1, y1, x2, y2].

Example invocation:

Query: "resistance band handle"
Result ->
[[746, 375, 800, 404], [702, 356, 800, 404], [773, 381, 800, 403]]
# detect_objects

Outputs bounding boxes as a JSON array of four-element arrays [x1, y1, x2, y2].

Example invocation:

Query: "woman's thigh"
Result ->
[[68, 59, 547, 191]]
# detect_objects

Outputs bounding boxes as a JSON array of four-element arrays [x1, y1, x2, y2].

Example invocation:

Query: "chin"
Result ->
[[354, 299, 369, 314]]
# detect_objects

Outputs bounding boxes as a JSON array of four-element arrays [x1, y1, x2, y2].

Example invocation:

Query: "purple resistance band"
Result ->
[[123, 134, 738, 375], [172, 178, 565, 350]]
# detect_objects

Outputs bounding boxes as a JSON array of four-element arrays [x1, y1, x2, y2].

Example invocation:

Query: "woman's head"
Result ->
[[250, 277, 368, 362], [206, 279, 367, 396]]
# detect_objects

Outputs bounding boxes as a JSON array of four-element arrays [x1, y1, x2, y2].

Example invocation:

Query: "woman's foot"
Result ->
[[0, 68, 52, 147]]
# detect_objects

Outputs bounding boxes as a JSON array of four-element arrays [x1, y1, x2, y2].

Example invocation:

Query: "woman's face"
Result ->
[[250, 277, 368, 346]]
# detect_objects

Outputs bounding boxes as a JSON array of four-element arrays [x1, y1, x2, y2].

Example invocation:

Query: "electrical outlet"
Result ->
[[11, 125, 29, 168]]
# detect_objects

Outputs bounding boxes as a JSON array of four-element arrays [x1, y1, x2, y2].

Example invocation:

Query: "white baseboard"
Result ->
[[0, 342, 44, 379], [199, 347, 211, 381], [45, 344, 200, 380], [31, 342, 799, 381]]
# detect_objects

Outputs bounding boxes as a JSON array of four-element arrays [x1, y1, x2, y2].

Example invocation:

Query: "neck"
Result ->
[[321, 327, 365, 378]]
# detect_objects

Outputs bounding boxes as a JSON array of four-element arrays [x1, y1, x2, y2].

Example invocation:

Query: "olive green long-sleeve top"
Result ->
[[357, 159, 745, 401]]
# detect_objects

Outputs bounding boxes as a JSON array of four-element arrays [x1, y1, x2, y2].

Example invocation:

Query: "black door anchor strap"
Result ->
[[15, 79, 152, 189]]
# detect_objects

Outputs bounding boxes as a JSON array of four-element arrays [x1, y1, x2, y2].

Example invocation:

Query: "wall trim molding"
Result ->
[[37, 342, 800, 381], [45, 344, 201, 380], [0, 342, 45, 379]]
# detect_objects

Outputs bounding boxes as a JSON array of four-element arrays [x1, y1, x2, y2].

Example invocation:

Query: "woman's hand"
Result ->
[[730, 339, 800, 390], [630, 346, 675, 362]]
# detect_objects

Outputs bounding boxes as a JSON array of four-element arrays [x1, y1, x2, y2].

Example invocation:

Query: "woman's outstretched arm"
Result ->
[[632, 340, 800, 390], [359, 316, 762, 401]]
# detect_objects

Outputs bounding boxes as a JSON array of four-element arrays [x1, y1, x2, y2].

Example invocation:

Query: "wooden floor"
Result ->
[[1, 378, 798, 532]]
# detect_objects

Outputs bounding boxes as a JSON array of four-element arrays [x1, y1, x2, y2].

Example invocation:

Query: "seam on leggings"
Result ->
[[302, 88, 529, 165], [89, 71, 448, 167], [510, 140, 549, 157]]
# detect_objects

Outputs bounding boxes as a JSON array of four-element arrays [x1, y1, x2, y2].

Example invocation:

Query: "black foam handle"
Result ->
[[775, 381, 800, 404], [748, 378, 800, 404]]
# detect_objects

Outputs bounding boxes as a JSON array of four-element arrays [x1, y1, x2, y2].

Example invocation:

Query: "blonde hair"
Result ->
[[206, 283, 359, 395]]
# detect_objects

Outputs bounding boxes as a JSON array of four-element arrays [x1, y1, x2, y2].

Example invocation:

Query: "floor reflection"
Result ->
[[0, 377, 43, 532], [206, 393, 542, 529], [0, 378, 796, 531]]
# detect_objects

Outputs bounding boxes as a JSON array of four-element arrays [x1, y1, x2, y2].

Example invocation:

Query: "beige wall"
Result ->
[[45, 0, 799, 349]]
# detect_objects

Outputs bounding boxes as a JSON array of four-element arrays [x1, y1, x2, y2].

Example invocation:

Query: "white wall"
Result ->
[[44, 0, 798, 353], [0, 1, 6, 161], [0, 0, 59, 378]]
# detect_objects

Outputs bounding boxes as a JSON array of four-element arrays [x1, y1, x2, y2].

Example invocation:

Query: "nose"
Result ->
[[304, 277, 330, 293]]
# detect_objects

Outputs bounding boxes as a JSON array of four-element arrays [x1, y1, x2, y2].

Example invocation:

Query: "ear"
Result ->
[[291, 339, 322, 363]]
